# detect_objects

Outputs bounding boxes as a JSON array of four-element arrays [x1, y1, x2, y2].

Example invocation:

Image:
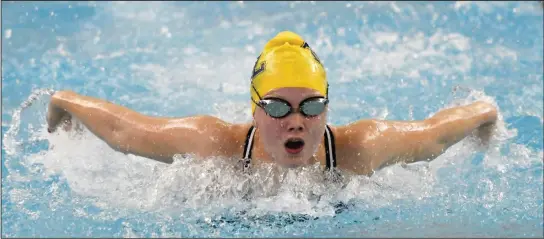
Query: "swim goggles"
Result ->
[[251, 84, 329, 118]]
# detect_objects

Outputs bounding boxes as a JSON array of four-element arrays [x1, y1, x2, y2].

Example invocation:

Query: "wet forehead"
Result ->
[[264, 87, 323, 104]]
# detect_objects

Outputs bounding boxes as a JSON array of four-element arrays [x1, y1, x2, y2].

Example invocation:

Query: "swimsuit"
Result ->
[[241, 125, 337, 171]]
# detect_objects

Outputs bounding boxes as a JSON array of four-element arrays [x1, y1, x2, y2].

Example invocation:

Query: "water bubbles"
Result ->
[[337, 28, 346, 37], [390, 2, 401, 13], [219, 20, 232, 29], [5, 29, 12, 39], [160, 26, 172, 38], [245, 45, 256, 54]]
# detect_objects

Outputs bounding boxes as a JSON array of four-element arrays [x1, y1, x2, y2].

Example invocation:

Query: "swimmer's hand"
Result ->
[[474, 118, 496, 148], [47, 91, 74, 133], [433, 101, 498, 149]]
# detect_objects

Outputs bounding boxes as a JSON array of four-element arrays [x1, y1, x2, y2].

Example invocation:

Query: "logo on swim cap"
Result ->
[[301, 42, 323, 66], [250, 31, 328, 114], [251, 54, 266, 80]]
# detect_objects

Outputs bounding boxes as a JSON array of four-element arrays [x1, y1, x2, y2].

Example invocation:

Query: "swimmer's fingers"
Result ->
[[474, 121, 496, 149], [46, 103, 71, 133]]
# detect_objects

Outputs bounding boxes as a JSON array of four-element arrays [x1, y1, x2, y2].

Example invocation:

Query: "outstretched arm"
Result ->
[[47, 90, 241, 163], [342, 101, 498, 175]]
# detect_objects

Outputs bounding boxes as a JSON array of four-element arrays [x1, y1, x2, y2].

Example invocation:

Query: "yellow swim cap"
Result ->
[[250, 31, 327, 113]]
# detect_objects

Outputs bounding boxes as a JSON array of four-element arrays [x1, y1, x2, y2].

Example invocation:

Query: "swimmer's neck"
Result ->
[[250, 128, 321, 167]]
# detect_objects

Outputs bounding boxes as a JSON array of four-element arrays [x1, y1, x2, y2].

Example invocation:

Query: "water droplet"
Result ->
[[5, 29, 12, 39]]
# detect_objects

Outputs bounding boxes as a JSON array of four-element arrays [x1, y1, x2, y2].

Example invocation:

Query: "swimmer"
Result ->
[[46, 31, 498, 175]]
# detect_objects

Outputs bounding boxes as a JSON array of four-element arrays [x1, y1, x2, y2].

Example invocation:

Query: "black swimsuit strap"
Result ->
[[242, 126, 257, 169], [324, 125, 336, 170], [242, 125, 337, 170]]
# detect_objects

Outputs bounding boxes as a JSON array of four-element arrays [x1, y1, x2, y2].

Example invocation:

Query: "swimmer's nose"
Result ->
[[286, 113, 305, 132]]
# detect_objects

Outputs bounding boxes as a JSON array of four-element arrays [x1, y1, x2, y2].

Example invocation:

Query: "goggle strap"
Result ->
[[251, 83, 263, 101]]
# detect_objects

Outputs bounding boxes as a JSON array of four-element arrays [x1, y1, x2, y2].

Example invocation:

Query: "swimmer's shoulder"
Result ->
[[226, 122, 253, 142], [328, 119, 378, 148], [328, 120, 378, 175], [216, 120, 253, 158]]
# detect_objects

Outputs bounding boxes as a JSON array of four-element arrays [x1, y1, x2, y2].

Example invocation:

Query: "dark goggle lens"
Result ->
[[301, 99, 327, 116], [263, 101, 291, 118]]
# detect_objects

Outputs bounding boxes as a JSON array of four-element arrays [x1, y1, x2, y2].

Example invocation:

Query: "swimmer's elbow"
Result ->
[[110, 139, 175, 164]]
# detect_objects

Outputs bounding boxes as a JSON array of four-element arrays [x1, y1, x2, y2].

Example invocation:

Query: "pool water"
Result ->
[[2, 1, 543, 237]]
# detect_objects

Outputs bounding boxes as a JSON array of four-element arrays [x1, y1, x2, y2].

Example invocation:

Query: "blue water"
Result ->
[[2, 1, 543, 238]]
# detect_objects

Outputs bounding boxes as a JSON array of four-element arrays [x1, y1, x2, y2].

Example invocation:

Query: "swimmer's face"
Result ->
[[253, 87, 328, 167]]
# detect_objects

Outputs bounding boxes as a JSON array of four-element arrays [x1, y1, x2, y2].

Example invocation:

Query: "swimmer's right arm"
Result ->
[[47, 90, 241, 163]]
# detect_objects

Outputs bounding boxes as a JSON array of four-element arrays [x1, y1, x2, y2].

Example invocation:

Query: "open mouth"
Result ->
[[284, 138, 305, 154]]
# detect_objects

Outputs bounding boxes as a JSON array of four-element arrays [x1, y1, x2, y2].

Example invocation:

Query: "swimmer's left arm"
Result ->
[[342, 101, 498, 175]]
